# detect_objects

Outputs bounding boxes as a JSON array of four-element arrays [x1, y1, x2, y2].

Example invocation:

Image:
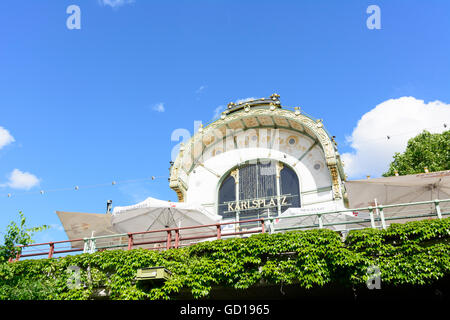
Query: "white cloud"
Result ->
[[152, 102, 165, 113], [50, 223, 65, 232], [98, 0, 135, 8], [213, 105, 224, 119], [210, 97, 257, 119], [341, 97, 450, 179], [1, 169, 40, 190], [0, 126, 15, 150], [196, 85, 207, 94]]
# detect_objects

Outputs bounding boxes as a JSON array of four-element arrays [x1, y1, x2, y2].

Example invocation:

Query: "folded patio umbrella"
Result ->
[[111, 197, 223, 246], [56, 211, 117, 249]]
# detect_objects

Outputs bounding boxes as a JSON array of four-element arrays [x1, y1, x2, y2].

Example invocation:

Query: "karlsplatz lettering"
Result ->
[[226, 196, 289, 212], [179, 304, 214, 317]]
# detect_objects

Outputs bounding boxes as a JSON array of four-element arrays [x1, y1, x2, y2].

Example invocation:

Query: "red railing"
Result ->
[[10, 218, 265, 261], [8, 238, 85, 262], [125, 218, 265, 251]]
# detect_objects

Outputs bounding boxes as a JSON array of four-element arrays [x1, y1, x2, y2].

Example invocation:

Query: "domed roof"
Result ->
[[169, 94, 345, 202]]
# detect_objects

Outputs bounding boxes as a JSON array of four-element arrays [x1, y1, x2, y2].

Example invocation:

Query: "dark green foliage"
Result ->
[[1, 218, 449, 300], [384, 130, 450, 176]]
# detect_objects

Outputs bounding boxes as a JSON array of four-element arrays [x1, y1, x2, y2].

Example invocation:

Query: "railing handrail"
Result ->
[[120, 217, 265, 237], [264, 198, 450, 222], [13, 218, 266, 261], [11, 198, 450, 261], [16, 238, 84, 248]]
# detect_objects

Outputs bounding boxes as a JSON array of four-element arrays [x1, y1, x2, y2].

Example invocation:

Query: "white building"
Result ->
[[55, 94, 450, 251], [57, 94, 351, 246], [167, 94, 347, 227]]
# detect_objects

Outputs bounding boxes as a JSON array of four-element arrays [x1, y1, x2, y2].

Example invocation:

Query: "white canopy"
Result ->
[[345, 170, 450, 208], [344, 170, 450, 225]]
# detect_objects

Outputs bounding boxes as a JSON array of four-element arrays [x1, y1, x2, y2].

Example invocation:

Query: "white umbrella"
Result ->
[[111, 197, 222, 248]]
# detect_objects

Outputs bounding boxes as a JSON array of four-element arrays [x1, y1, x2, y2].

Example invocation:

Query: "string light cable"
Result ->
[[3, 175, 168, 198]]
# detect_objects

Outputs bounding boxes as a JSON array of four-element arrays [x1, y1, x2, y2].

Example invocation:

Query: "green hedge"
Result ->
[[1, 217, 449, 300]]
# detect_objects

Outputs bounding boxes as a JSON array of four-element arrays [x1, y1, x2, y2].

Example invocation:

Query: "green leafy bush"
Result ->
[[0, 217, 449, 300]]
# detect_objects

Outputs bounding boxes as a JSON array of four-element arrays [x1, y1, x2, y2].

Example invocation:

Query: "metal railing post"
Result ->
[[216, 224, 221, 240], [379, 206, 387, 229], [127, 233, 133, 250], [435, 199, 442, 219], [175, 229, 180, 248], [166, 231, 172, 250], [48, 243, 55, 259], [83, 237, 96, 254], [368, 207, 376, 229], [83, 238, 89, 253], [91, 239, 96, 253], [318, 214, 323, 229]]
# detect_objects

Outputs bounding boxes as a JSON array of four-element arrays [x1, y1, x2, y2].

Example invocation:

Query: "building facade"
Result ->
[[169, 94, 347, 223]]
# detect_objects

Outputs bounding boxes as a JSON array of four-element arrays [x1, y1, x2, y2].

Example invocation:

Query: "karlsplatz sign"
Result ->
[[225, 196, 290, 213]]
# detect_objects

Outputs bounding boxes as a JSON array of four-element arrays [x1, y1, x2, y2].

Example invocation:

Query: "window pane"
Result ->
[[218, 160, 301, 221], [280, 165, 301, 210], [217, 175, 235, 218]]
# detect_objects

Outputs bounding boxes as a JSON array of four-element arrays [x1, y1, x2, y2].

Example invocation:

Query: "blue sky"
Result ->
[[1, 0, 450, 243]]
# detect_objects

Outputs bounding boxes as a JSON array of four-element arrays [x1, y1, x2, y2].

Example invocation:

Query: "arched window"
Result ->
[[217, 160, 300, 221]]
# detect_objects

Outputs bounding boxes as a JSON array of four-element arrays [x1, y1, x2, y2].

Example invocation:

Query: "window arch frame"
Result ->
[[215, 158, 301, 220]]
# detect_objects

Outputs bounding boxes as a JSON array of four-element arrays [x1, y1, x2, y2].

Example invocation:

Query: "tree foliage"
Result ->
[[0, 211, 49, 263], [383, 130, 450, 177]]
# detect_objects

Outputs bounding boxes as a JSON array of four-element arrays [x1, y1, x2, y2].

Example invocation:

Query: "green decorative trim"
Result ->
[[301, 186, 333, 195], [298, 141, 319, 162]]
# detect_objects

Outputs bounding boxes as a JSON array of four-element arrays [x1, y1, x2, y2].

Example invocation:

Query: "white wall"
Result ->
[[182, 128, 341, 214]]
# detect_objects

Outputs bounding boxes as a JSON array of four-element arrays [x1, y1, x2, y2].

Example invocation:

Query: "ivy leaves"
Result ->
[[1, 217, 449, 300]]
